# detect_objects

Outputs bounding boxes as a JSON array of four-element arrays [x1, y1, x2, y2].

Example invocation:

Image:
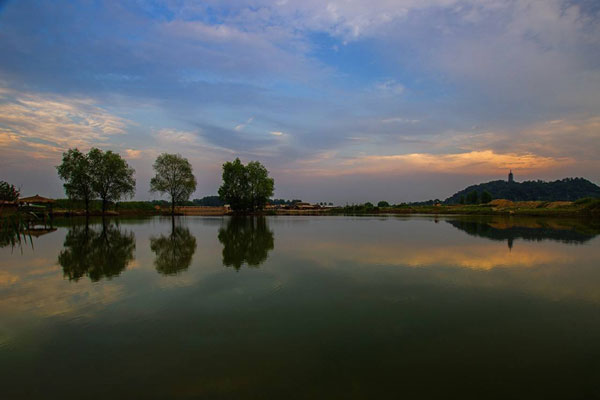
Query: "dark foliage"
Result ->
[[445, 178, 600, 204], [0, 181, 20, 202], [192, 196, 226, 207]]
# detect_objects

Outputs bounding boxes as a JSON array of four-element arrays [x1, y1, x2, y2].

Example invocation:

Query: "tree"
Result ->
[[56, 148, 94, 215], [459, 195, 466, 205], [88, 148, 136, 214], [0, 181, 19, 202], [246, 161, 274, 211], [378, 201, 390, 208], [466, 190, 479, 204], [481, 190, 493, 204], [218, 158, 274, 212], [150, 153, 197, 215]]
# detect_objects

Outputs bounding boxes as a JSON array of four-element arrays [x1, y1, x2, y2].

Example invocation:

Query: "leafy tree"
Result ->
[[150, 222, 197, 275], [378, 201, 390, 207], [481, 190, 493, 204], [88, 148, 136, 214], [246, 161, 274, 211], [218, 158, 274, 212], [58, 221, 136, 282], [56, 149, 94, 215], [150, 153, 197, 215], [217, 217, 274, 270], [466, 190, 479, 204], [0, 180, 19, 202], [459, 195, 466, 205]]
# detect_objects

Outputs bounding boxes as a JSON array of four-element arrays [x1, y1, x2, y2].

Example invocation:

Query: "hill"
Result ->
[[445, 177, 600, 204]]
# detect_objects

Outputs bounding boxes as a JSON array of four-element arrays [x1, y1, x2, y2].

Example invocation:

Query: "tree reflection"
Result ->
[[218, 217, 274, 270], [447, 216, 600, 249], [58, 220, 135, 282], [150, 219, 197, 275]]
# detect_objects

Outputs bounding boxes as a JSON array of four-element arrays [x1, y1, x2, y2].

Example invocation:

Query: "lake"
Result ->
[[1, 215, 600, 399]]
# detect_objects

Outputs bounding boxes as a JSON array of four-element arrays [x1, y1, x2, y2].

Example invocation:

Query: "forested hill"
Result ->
[[444, 178, 600, 204]]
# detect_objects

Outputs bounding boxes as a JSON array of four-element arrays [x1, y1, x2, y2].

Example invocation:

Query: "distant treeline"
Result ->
[[445, 178, 600, 204], [191, 196, 304, 207], [52, 196, 307, 211]]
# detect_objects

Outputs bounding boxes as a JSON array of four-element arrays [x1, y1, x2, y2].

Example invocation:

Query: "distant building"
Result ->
[[508, 170, 514, 183]]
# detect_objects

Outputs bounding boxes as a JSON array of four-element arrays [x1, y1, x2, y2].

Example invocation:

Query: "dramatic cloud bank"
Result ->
[[0, 0, 598, 202]]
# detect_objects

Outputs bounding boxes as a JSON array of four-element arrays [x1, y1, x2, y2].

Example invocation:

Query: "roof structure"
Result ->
[[18, 195, 55, 204]]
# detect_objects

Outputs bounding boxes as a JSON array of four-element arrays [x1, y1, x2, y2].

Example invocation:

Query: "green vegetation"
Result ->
[[331, 198, 600, 217], [193, 196, 226, 207], [218, 158, 274, 212], [466, 190, 479, 204], [57, 148, 136, 215], [0, 180, 19, 202], [150, 153, 197, 215], [446, 177, 600, 204], [481, 190, 492, 204], [378, 201, 390, 207], [88, 148, 136, 214], [56, 149, 94, 215]]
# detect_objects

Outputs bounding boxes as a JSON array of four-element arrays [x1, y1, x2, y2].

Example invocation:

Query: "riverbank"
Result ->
[[6, 198, 598, 219], [330, 198, 600, 217]]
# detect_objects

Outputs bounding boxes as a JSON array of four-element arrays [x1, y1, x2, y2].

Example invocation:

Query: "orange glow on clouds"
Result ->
[[286, 150, 572, 177]]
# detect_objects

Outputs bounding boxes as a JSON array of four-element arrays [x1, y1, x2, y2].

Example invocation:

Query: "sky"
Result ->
[[0, 0, 599, 203]]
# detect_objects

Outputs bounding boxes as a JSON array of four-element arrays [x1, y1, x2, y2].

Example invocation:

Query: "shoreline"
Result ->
[[4, 199, 599, 220]]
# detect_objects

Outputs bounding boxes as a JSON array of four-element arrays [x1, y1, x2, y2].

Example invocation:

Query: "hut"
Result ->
[[18, 194, 56, 205], [18, 195, 55, 218]]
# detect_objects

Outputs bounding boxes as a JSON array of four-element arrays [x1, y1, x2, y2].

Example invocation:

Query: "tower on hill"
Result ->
[[508, 170, 514, 183]]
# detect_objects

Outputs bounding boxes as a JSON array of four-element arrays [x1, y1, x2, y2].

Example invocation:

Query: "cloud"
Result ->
[[234, 116, 254, 131], [374, 79, 404, 95], [125, 149, 142, 159], [270, 131, 285, 136], [282, 150, 572, 177], [0, 87, 130, 161]]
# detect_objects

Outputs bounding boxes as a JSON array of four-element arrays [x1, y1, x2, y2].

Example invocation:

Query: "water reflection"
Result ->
[[218, 216, 274, 270], [446, 216, 600, 249], [58, 220, 136, 281], [0, 217, 55, 250], [150, 218, 197, 275]]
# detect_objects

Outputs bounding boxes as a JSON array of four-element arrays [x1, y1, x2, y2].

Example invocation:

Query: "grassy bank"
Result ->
[[11, 197, 600, 218], [329, 198, 600, 217]]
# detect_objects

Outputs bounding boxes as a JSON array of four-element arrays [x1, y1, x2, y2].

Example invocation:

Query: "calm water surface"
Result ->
[[1, 215, 600, 399]]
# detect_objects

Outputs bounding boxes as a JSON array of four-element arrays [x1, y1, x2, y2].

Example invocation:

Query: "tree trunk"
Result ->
[[102, 198, 107, 215], [171, 199, 175, 216], [85, 197, 90, 216]]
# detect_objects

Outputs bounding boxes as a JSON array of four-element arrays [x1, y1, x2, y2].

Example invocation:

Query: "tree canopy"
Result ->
[[88, 148, 136, 213], [218, 158, 274, 212], [150, 224, 197, 275], [445, 178, 600, 204], [0, 180, 19, 202], [56, 148, 94, 214], [150, 153, 197, 215]]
